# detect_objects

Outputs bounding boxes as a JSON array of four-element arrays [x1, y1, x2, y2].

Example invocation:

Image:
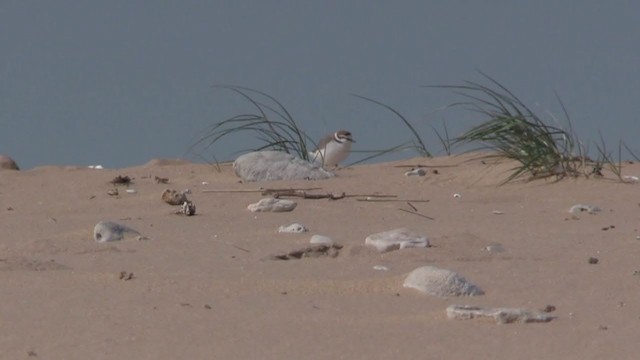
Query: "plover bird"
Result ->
[[309, 130, 355, 168]]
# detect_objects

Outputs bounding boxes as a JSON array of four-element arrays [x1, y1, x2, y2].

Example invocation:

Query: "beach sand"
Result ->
[[1, 153, 639, 359]]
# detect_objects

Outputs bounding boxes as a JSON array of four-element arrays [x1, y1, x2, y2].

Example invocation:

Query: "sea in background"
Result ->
[[2, 1, 639, 169]]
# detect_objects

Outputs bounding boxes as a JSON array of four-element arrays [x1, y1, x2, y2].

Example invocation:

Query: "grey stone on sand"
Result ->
[[0, 155, 19, 170], [446, 305, 554, 324], [365, 227, 430, 253], [278, 223, 308, 233], [161, 188, 188, 205], [568, 204, 601, 214], [403, 266, 484, 297], [248, 198, 297, 212], [233, 151, 335, 182], [93, 221, 141, 243], [310, 234, 334, 245]]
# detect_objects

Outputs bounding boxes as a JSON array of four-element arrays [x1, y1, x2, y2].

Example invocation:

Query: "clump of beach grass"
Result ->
[[351, 94, 432, 161], [428, 72, 587, 183], [190, 85, 316, 162]]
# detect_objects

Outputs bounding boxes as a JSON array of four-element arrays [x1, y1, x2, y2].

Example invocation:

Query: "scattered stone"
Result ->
[[541, 305, 557, 313], [588, 257, 599, 264], [310, 234, 333, 245], [93, 221, 141, 243], [373, 265, 389, 271], [404, 167, 426, 176], [278, 223, 308, 233], [492, 210, 504, 215], [365, 228, 430, 253], [268, 243, 343, 260], [568, 204, 601, 214], [154, 176, 169, 184], [623, 175, 639, 183], [125, 189, 137, 194], [178, 201, 196, 216], [107, 188, 119, 196], [233, 151, 335, 182], [403, 266, 484, 297], [0, 155, 19, 170], [161, 188, 188, 205], [446, 305, 554, 324], [110, 175, 132, 186], [119, 271, 134, 281], [248, 197, 297, 212]]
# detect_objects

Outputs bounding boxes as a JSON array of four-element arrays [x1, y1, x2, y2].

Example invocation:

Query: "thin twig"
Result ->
[[356, 198, 430, 202], [398, 208, 435, 220]]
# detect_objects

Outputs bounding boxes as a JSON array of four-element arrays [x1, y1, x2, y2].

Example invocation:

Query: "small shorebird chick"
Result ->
[[309, 130, 355, 168]]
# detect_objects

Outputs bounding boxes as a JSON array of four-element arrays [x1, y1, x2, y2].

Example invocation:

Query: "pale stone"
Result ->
[[310, 234, 333, 245], [93, 221, 141, 243], [568, 204, 601, 214], [404, 168, 426, 176], [403, 266, 484, 297], [248, 198, 297, 212], [446, 305, 554, 324], [365, 228, 429, 253], [161, 189, 188, 205], [278, 223, 308, 233], [233, 151, 334, 182]]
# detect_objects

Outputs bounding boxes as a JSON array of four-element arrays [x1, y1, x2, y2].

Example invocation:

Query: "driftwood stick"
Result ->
[[202, 187, 322, 193], [268, 189, 347, 200], [344, 194, 397, 198]]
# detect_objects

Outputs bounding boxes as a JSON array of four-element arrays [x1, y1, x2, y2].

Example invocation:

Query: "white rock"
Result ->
[[365, 228, 429, 253], [279, 223, 308, 233], [233, 150, 335, 182], [404, 168, 426, 176], [403, 266, 484, 297], [373, 265, 389, 271], [93, 221, 141, 243], [484, 242, 505, 253], [310, 234, 333, 245], [248, 198, 297, 212], [568, 204, 601, 214], [446, 305, 553, 324]]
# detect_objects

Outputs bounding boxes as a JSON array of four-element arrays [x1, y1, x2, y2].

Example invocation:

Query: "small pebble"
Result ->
[[588, 257, 599, 264]]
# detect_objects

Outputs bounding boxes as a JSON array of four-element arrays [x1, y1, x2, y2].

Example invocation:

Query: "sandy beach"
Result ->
[[1, 153, 640, 359]]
